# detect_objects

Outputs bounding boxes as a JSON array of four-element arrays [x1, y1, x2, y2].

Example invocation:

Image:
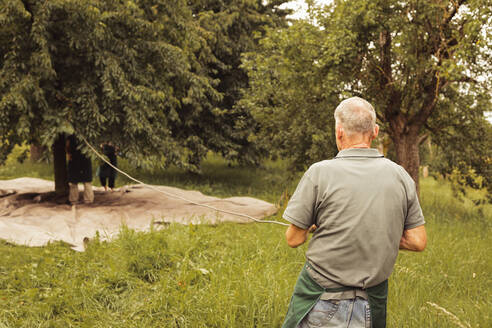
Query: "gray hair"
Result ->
[[334, 97, 376, 136]]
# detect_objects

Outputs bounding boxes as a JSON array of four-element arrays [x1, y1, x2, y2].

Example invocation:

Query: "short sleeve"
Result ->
[[402, 173, 425, 230], [282, 172, 317, 230]]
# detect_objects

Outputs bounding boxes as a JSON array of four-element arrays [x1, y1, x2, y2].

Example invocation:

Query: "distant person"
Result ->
[[66, 135, 94, 204], [282, 97, 427, 328], [98, 142, 118, 191]]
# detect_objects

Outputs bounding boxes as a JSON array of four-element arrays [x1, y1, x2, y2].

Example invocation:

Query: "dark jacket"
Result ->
[[67, 135, 92, 183], [99, 144, 117, 178]]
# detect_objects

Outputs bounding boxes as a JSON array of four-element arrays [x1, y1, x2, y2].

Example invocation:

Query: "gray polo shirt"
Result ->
[[283, 148, 425, 289]]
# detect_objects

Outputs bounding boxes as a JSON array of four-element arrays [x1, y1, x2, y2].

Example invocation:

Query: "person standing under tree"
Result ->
[[98, 142, 118, 191], [66, 135, 94, 204], [282, 97, 427, 328]]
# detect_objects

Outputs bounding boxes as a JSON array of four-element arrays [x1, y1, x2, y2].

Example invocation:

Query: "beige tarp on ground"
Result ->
[[0, 178, 277, 251]]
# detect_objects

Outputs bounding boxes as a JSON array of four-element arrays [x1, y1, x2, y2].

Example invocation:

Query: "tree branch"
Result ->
[[424, 122, 454, 139], [376, 111, 385, 123], [406, 1, 468, 131], [377, 29, 404, 125], [412, 73, 446, 129], [418, 133, 429, 145], [455, 75, 478, 84], [378, 30, 392, 86], [443, 0, 466, 27]]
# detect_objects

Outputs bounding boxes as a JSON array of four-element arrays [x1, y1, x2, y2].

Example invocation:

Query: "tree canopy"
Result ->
[[241, 20, 339, 169], [1, 0, 213, 169], [242, 0, 491, 194], [0, 0, 289, 174]]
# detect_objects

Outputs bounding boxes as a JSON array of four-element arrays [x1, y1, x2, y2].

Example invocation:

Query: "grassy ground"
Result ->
[[0, 151, 491, 327]]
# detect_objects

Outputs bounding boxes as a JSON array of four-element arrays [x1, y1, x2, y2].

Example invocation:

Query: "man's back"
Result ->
[[283, 148, 425, 289]]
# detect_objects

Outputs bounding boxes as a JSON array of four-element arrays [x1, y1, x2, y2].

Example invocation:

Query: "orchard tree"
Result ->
[[243, 0, 491, 193], [0, 0, 229, 195]]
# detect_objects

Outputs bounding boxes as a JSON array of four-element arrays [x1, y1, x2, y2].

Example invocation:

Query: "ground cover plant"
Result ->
[[0, 155, 491, 327]]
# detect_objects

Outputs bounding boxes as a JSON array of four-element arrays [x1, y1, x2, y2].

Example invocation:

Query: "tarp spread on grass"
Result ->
[[0, 178, 277, 251]]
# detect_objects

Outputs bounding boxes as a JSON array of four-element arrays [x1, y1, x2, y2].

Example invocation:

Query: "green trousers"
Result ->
[[282, 263, 388, 328]]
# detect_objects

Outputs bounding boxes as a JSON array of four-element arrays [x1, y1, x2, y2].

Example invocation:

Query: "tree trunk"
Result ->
[[30, 143, 44, 162], [393, 133, 421, 195], [53, 134, 68, 196]]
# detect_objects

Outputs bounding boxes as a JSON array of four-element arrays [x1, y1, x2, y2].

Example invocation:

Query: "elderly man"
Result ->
[[282, 97, 427, 328]]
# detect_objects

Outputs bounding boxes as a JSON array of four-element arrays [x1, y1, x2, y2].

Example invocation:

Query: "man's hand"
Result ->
[[285, 224, 316, 248], [399, 225, 427, 252]]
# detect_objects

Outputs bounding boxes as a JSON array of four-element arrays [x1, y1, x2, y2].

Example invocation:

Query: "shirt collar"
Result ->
[[335, 148, 383, 158]]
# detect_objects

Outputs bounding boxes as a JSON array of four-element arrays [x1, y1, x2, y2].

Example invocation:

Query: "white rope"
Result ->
[[79, 135, 289, 227]]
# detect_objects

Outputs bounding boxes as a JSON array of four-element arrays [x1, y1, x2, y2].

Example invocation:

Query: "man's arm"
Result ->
[[399, 225, 427, 251], [285, 224, 316, 248]]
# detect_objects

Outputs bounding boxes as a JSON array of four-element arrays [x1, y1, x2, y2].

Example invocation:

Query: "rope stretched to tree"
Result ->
[[78, 134, 289, 227]]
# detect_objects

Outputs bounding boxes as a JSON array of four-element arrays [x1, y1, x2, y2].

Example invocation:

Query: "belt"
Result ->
[[320, 288, 368, 301]]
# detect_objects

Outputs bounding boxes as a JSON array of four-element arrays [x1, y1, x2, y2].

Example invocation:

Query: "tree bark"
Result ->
[[393, 133, 421, 195], [30, 143, 44, 162], [53, 134, 68, 196]]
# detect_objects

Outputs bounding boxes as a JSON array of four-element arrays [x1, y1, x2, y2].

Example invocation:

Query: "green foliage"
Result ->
[[0, 144, 54, 179], [189, 0, 291, 165], [241, 21, 339, 170], [242, 0, 492, 188], [427, 96, 492, 202], [0, 0, 290, 172], [0, 0, 212, 170]]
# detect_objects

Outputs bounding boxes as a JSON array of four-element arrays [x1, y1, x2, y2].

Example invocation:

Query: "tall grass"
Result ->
[[390, 178, 491, 327], [0, 151, 490, 327], [0, 145, 54, 181]]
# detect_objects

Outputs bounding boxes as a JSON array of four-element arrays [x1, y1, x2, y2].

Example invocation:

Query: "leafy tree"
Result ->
[[241, 20, 339, 170], [427, 100, 492, 201], [0, 0, 254, 195], [243, 0, 491, 194], [190, 0, 291, 164]]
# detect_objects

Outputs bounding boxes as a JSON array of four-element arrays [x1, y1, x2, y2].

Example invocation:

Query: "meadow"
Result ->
[[0, 151, 490, 327]]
